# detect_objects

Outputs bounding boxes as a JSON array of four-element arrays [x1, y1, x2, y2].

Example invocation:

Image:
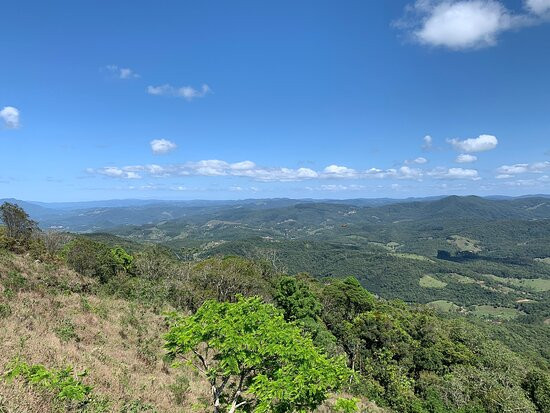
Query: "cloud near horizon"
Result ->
[[86, 160, 483, 183], [496, 161, 550, 177]]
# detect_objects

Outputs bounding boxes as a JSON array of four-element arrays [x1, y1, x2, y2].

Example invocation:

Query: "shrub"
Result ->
[[63, 238, 118, 282], [0, 302, 11, 319], [2, 358, 92, 403], [168, 374, 190, 404], [54, 319, 79, 342]]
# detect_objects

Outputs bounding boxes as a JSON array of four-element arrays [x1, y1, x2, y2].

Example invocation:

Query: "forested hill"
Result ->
[[0, 204, 550, 412], [3, 195, 550, 233]]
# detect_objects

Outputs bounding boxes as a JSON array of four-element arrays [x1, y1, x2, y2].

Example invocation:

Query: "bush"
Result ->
[[54, 319, 79, 342], [63, 238, 118, 282], [168, 374, 190, 404], [3, 358, 92, 403]]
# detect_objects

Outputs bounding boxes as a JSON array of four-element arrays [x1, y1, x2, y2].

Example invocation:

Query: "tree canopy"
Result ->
[[164, 296, 351, 413]]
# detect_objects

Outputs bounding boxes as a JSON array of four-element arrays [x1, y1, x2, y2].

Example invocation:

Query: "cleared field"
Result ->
[[482, 274, 550, 292], [427, 300, 460, 312], [419, 275, 447, 289], [471, 305, 523, 320], [447, 235, 482, 253], [447, 273, 476, 284], [391, 253, 434, 262]]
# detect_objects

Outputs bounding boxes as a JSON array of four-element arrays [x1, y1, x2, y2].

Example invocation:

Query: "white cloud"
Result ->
[[448, 134, 498, 152], [91, 160, 320, 182], [410, 0, 514, 50], [322, 164, 358, 178], [405, 157, 428, 164], [526, 0, 550, 15], [147, 84, 212, 101], [399, 0, 550, 51], [455, 154, 477, 163], [429, 167, 480, 180], [150, 139, 177, 155], [530, 161, 550, 172], [496, 174, 513, 179], [0, 106, 20, 129], [496, 161, 550, 175], [365, 168, 398, 179], [446, 167, 480, 179], [319, 184, 366, 191], [497, 164, 529, 174], [92, 167, 141, 179], [104, 65, 140, 79], [230, 161, 256, 170], [87, 159, 491, 184], [399, 166, 423, 179], [422, 135, 433, 150]]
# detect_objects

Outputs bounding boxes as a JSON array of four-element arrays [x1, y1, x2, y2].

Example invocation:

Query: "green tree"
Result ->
[[0, 202, 38, 243], [321, 277, 375, 369], [164, 296, 351, 413], [274, 276, 321, 322], [524, 370, 550, 413], [110, 246, 134, 273]]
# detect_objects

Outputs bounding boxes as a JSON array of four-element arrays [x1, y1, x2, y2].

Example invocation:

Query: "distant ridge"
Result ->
[[2, 195, 550, 231]]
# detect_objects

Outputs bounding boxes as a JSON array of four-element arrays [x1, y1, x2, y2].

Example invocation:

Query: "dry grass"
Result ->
[[0, 251, 211, 412]]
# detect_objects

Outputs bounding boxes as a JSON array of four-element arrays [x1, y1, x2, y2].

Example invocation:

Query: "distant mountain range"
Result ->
[[1, 195, 550, 232]]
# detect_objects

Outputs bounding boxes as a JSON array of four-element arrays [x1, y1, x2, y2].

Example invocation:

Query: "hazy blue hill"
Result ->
[[6, 195, 550, 232], [0, 198, 63, 221]]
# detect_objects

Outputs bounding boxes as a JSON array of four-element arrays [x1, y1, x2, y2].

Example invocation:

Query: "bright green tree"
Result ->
[[110, 246, 134, 273], [274, 276, 321, 322], [164, 296, 351, 413]]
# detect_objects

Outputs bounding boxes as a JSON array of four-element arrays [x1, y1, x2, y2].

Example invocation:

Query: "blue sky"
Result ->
[[1, 0, 550, 201]]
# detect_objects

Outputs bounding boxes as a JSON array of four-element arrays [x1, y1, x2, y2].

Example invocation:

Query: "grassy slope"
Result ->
[[0, 250, 383, 413], [0, 250, 211, 412]]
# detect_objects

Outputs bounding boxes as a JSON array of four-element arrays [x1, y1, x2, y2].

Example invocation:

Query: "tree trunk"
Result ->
[[228, 391, 243, 413]]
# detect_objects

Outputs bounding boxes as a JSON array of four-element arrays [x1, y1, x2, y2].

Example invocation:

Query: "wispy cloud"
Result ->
[[496, 161, 550, 176], [150, 139, 177, 155], [0, 106, 20, 129], [103, 65, 140, 79], [317, 184, 367, 191], [405, 157, 428, 164], [147, 84, 212, 101], [87, 167, 141, 179], [422, 135, 433, 150]]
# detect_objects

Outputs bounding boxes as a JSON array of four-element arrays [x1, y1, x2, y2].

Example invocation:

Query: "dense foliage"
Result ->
[[165, 297, 351, 412]]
